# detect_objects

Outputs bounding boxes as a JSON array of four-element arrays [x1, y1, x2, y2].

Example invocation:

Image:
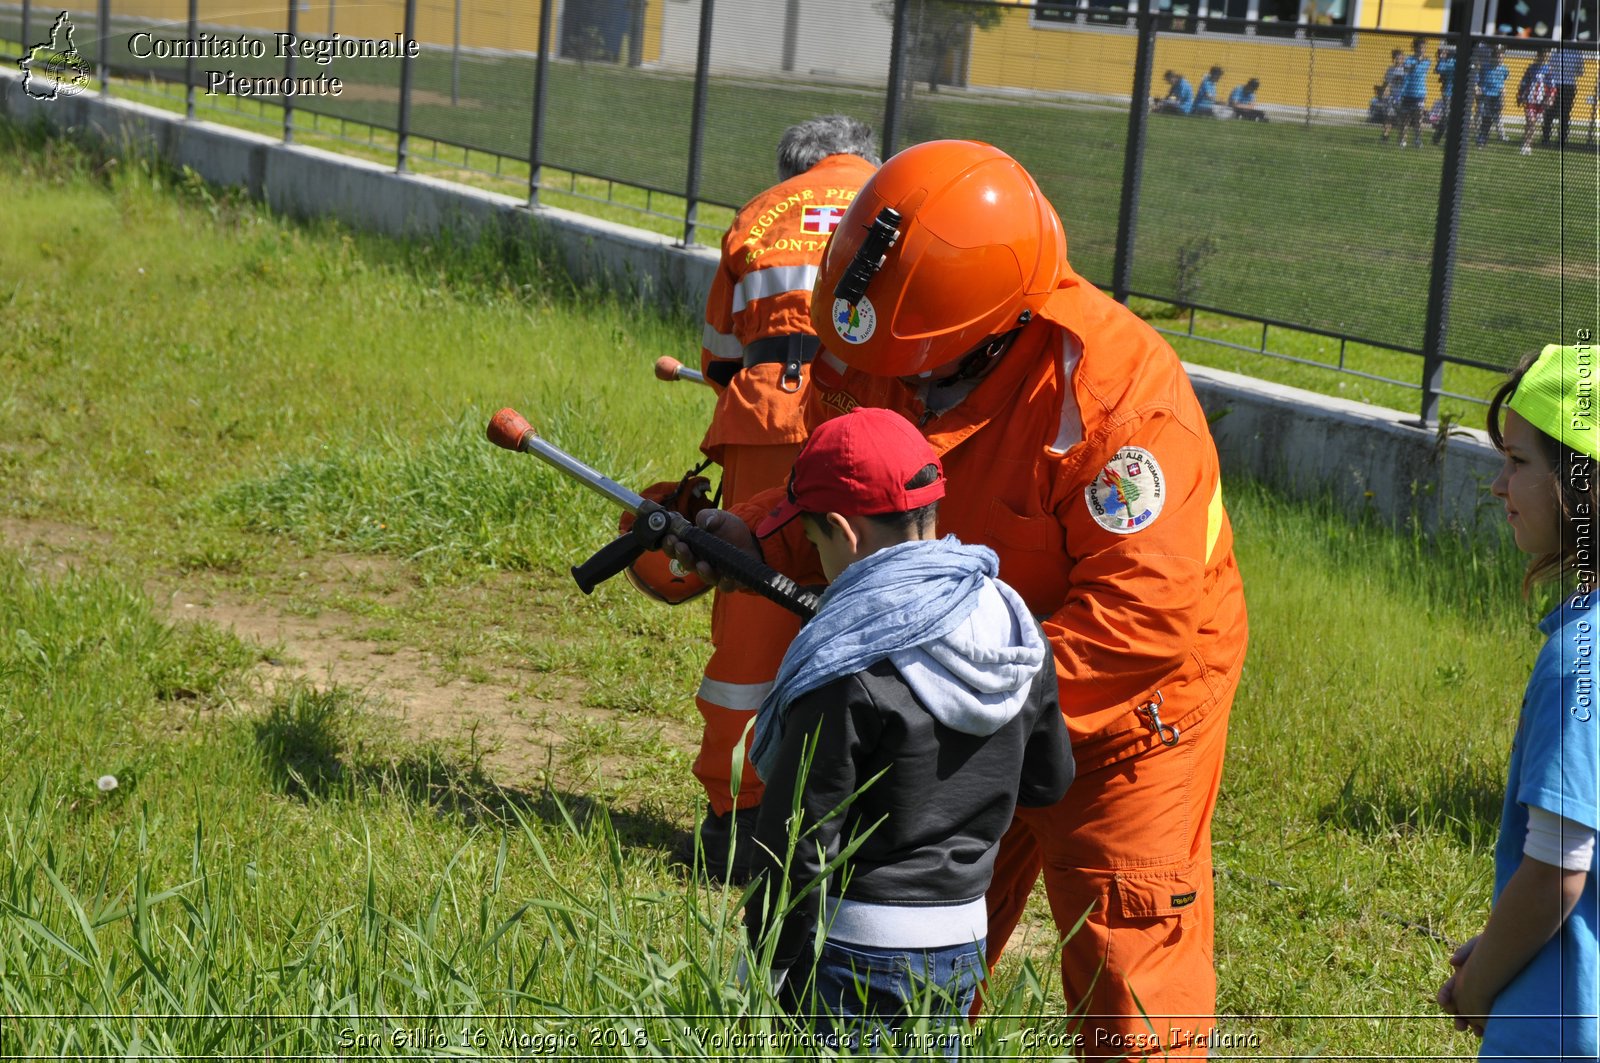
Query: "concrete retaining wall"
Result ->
[[1185, 364, 1504, 541], [0, 72, 1508, 542], [0, 74, 720, 318]]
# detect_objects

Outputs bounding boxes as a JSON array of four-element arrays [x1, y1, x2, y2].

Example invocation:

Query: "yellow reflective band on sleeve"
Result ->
[[1205, 481, 1223, 564]]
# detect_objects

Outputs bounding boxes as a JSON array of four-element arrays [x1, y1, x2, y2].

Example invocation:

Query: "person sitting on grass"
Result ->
[[1194, 65, 1224, 116], [742, 408, 1075, 1052], [1435, 344, 1599, 1060], [1368, 82, 1392, 124], [1153, 69, 1196, 115], [1229, 77, 1267, 121]]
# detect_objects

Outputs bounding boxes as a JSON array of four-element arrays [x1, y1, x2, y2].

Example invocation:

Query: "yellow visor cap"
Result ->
[[1507, 343, 1600, 462]]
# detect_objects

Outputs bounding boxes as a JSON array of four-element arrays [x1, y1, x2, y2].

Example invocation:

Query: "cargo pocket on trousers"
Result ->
[[1113, 865, 1205, 922]]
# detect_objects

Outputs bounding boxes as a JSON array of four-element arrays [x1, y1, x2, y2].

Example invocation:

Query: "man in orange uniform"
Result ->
[[675, 141, 1248, 1057], [681, 116, 878, 880]]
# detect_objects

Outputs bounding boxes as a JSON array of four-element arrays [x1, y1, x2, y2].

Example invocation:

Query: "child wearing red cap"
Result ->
[[742, 408, 1074, 1053]]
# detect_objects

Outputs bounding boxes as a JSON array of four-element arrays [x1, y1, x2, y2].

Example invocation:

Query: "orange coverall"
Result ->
[[693, 152, 876, 818], [737, 270, 1248, 1058]]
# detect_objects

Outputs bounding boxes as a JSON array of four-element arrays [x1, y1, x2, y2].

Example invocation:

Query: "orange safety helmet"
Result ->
[[620, 473, 715, 606], [811, 140, 1067, 378]]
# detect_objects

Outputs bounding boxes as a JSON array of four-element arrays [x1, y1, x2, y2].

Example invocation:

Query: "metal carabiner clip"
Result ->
[[1140, 690, 1180, 747]]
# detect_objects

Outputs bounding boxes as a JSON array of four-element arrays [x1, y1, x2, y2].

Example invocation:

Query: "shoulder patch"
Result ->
[[1085, 446, 1166, 533]]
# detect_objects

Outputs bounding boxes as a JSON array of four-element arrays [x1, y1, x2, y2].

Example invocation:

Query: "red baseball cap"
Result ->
[[755, 408, 944, 537]]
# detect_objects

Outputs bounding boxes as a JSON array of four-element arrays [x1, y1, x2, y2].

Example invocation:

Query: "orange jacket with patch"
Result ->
[[737, 269, 1248, 772], [699, 153, 876, 465]]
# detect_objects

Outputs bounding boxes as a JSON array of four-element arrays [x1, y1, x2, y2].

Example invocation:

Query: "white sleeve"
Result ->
[[1524, 804, 1597, 871]]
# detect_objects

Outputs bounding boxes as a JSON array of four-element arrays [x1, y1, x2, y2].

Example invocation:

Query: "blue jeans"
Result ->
[[782, 938, 985, 1058]]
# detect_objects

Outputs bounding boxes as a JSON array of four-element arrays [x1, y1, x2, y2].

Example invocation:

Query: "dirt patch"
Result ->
[[166, 574, 692, 791], [0, 516, 115, 574], [1458, 254, 1599, 282], [0, 517, 693, 795], [335, 83, 483, 110], [173, 585, 532, 756]]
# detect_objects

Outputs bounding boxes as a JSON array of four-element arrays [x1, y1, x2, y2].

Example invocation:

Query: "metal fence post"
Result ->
[[96, 0, 109, 94], [396, 0, 417, 173], [528, 0, 553, 206], [20, 0, 30, 58], [451, 0, 460, 107], [882, 0, 909, 158], [1112, 0, 1156, 305], [682, 0, 715, 247], [283, 0, 298, 142], [781, 0, 799, 73], [1418, 21, 1480, 426], [185, 0, 197, 118]]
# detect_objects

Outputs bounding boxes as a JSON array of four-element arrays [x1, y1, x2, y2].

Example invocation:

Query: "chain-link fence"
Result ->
[[4, 0, 1596, 423]]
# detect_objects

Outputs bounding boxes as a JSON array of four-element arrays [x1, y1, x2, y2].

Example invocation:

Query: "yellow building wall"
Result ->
[[1356, 0, 1446, 30], [642, 0, 664, 64], [970, 5, 1597, 114], [105, 0, 188, 22], [107, 1, 548, 53]]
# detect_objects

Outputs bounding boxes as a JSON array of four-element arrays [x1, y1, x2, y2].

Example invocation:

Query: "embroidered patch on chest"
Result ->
[[1085, 446, 1166, 533]]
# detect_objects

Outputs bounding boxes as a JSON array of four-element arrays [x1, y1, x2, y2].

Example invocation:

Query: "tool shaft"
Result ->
[[524, 435, 645, 515], [654, 355, 708, 386]]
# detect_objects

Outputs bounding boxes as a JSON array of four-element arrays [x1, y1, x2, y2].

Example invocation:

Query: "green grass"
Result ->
[[11, 10, 1595, 386], [0, 116, 1554, 1057]]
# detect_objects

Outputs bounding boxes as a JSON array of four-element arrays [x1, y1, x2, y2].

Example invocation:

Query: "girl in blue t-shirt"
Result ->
[[1194, 65, 1223, 115], [1153, 69, 1195, 115], [1436, 343, 1600, 1060]]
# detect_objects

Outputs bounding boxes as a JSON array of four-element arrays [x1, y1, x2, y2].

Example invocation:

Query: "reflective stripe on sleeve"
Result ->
[[696, 677, 774, 712], [731, 265, 819, 314], [1205, 482, 1224, 564], [701, 323, 742, 362]]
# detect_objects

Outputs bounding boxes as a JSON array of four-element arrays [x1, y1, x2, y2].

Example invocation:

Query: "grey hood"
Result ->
[[887, 576, 1048, 737]]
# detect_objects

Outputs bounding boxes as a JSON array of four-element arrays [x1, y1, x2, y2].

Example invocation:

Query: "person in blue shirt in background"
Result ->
[[1194, 65, 1224, 116], [1153, 69, 1195, 115], [1397, 37, 1431, 148], [1229, 77, 1266, 121], [1475, 44, 1509, 149], [1435, 343, 1600, 1061], [1379, 48, 1406, 141], [1431, 45, 1456, 145], [1542, 43, 1587, 147]]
